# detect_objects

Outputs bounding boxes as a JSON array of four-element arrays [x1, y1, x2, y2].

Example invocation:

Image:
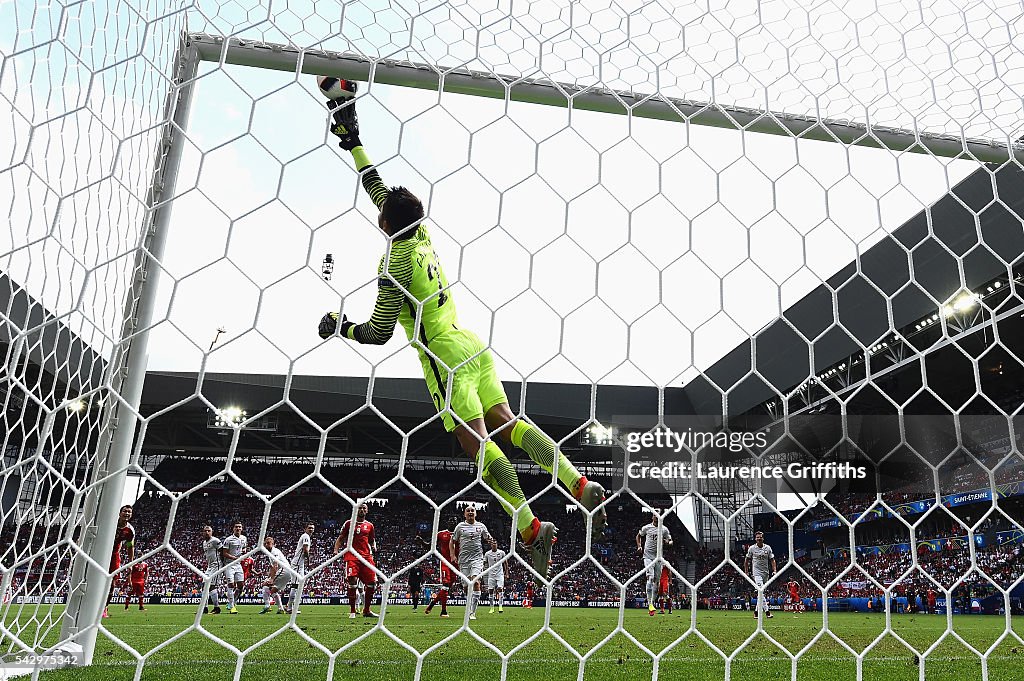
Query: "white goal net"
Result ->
[[2, 0, 1024, 679]]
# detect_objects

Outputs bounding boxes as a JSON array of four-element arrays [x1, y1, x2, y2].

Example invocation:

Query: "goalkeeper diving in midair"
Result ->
[[316, 81, 607, 580]]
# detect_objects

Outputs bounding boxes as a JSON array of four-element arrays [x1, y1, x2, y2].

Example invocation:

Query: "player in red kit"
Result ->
[[126, 561, 148, 611], [524, 581, 534, 608], [788, 579, 802, 615], [927, 587, 937, 615], [420, 522, 456, 618], [241, 556, 254, 583], [658, 565, 672, 614], [104, 505, 135, 618], [334, 502, 378, 619]]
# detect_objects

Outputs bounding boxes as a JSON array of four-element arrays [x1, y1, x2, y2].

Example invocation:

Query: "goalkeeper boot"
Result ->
[[526, 521, 558, 584], [102, 608, 109, 619], [212, 606, 221, 615], [578, 480, 608, 541], [228, 607, 238, 615]]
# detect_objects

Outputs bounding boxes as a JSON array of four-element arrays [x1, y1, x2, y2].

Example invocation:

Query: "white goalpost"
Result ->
[[3, 0, 1024, 679]]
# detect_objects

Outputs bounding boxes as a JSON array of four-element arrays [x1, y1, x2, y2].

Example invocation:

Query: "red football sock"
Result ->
[[363, 585, 375, 613], [521, 518, 542, 545], [574, 475, 590, 500], [348, 587, 357, 613], [439, 588, 448, 612]]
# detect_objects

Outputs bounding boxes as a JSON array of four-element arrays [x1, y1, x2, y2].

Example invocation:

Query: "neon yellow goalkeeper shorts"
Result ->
[[418, 327, 507, 432]]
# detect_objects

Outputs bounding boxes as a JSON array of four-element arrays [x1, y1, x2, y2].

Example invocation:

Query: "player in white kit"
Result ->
[[636, 512, 672, 616], [201, 526, 223, 615], [452, 506, 492, 620], [483, 537, 509, 614], [222, 522, 248, 614], [287, 522, 314, 615], [744, 530, 777, 619], [259, 536, 290, 614]]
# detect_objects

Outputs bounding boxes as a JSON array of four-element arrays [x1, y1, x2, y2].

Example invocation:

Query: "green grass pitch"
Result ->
[[31, 606, 1024, 681]]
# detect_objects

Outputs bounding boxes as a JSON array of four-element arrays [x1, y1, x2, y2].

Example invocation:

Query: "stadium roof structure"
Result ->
[[137, 370, 672, 463], [687, 161, 1024, 418], [0, 272, 108, 394]]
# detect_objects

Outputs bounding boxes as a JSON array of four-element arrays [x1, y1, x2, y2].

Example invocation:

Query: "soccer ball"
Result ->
[[317, 76, 357, 101]]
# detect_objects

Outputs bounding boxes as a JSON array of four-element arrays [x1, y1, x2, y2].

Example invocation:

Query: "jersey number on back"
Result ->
[[424, 253, 448, 308]]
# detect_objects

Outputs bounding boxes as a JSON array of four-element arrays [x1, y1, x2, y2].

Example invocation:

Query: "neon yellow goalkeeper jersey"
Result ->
[[342, 153, 457, 348]]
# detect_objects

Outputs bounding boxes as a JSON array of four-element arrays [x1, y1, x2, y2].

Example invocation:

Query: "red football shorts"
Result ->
[[345, 556, 377, 584], [439, 564, 455, 587]]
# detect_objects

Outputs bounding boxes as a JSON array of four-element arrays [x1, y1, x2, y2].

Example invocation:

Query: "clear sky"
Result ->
[[145, 61, 978, 389], [147, 0, 1024, 386]]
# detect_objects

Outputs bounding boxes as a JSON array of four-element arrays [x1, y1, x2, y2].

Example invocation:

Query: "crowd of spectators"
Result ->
[[1, 458, 1021, 611], [689, 541, 1024, 607], [115, 481, 686, 603], [799, 457, 1023, 526]]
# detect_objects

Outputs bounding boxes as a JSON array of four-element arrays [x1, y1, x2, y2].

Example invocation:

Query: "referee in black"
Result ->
[[408, 566, 424, 610]]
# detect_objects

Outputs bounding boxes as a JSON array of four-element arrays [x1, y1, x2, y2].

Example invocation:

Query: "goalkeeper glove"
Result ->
[[328, 96, 361, 151], [319, 312, 354, 339]]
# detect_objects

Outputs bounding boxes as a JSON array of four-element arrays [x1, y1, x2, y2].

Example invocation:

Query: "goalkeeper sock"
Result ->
[[227, 589, 235, 609], [498, 592, 503, 609], [510, 421, 583, 496], [480, 441, 537, 535], [348, 587, 358, 613], [210, 591, 219, 607], [289, 587, 301, 611], [262, 586, 271, 606]]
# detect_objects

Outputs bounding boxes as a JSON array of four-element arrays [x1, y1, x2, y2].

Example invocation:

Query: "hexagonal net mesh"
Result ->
[[3, 0, 1024, 679], [1, 0, 190, 672]]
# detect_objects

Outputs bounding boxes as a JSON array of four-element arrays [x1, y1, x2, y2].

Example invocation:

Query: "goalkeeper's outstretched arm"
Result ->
[[349, 146, 390, 210], [320, 98, 413, 346], [326, 90, 390, 210], [317, 242, 413, 345]]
